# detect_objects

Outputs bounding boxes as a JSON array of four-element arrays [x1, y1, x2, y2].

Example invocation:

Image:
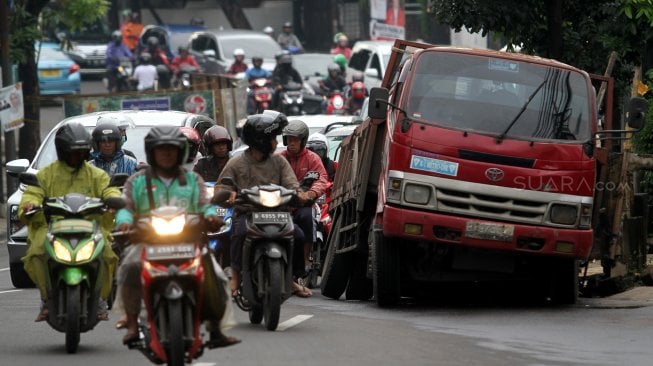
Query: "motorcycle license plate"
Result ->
[[146, 244, 195, 260], [252, 212, 291, 224], [465, 221, 514, 242], [215, 207, 228, 217]]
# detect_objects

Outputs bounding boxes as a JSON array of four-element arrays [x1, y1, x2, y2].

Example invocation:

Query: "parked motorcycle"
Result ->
[[117, 205, 211, 365], [19, 172, 126, 354], [214, 178, 297, 331], [325, 90, 346, 115], [280, 81, 304, 116], [250, 78, 274, 113]]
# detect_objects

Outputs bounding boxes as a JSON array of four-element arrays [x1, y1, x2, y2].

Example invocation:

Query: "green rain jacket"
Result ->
[[19, 160, 121, 300]]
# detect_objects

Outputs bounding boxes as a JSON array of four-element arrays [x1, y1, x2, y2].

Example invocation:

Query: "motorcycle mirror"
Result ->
[[109, 173, 129, 188], [212, 189, 233, 204], [105, 196, 126, 210], [19, 172, 40, 187]]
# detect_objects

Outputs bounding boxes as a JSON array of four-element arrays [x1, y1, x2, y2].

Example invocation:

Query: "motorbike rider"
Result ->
[[330, 33, 352, 60], [276, 21, 303, 53], [320, 63, 348, 112], [246, 56, 273, 114], [193, 125, 233, 183], [215, 111, 313, 298], [333, 53, 348, 78], [20, 122, 121, 322], [306, 133, 337, 182], [271, 54, 302, 110], [114, 125, 240, 347], [90, 116, 138, 176], [263, 25, 274, 39], [105, 30, 134, 93], [131, 52, 157, 91], [227, 48, 249, 76], [279, 120, 329, 279], [180, 126, 202, 171], [171, 46, 201, 82], [145, 36, 172, 89], [345, 81, 367, 116]]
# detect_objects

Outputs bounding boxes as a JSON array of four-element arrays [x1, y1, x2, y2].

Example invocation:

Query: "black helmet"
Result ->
[[307, 133, 328, 160], [147, 36, 159, 48], [144, 125, 188, 167], [282, 119, 309, 148], [203, 125, 233, 151], [279, 54, 292, 65], [139, 52, 152, 63], [328, 63, 340, 73], [242, 111, 288, 157], [55, 122, 92, 163], [252, 55, 263, 63], [178, 45, 189, 54], [92, 122, 122, 152], [275, 50, 289, 61]]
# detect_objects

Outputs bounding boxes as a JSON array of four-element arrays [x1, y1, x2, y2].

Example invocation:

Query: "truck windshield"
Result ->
[[406, 52, 592, 142]]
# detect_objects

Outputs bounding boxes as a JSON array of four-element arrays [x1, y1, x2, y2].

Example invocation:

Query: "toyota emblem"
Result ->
[[485, 168, 505, 182]]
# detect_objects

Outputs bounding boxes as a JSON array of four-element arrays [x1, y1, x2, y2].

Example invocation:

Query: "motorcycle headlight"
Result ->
[[284, 94, 293, 103], [152, 214, 186, 235], [53, 240, 72, 262], [259, 190, 282, 207], [75, 240, 96, 262], [333, 95, 344, 109], [297, 95, 303, 104]]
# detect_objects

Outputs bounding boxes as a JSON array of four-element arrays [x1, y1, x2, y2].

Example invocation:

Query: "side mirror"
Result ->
[[109, 173, 129, 188], [105, 197, 126, 210], [627, 97, 648, 130], [7, 159, 30, 177], [19, 172, 40, 187], [203, 49, 216, 59], [368, 87, 390, 119], [365, 68, 379, 79]]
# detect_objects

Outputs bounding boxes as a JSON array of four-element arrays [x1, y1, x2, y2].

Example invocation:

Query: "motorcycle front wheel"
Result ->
[[263, 259, 282, 331], [166, 299, 185, 366], [65, 285, 81, 354]]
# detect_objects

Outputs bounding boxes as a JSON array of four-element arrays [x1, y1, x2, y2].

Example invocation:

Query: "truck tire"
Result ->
[[373, 233, 400, 307], [346, 253, 373, 300], [549, 258, 579, 305], [320, 215, 353, 299], [10, 263, 35, 288]]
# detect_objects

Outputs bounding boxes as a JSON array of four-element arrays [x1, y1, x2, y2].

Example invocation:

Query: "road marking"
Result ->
[[0, 267, 9, 272], [0, 289, 22, 295], [192, 363, 215, 366], [276, 314, 313, 331]]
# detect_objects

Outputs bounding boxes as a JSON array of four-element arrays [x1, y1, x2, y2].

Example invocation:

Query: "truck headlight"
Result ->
[[53, 240, 72, 262], [549, 204, 578, 225], [404, 184, 431, 205]]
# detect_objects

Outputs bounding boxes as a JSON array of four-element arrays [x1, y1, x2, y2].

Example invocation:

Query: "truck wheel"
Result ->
[[549, 258, 579, 305], [320, 215, 353, 299], [346, 253, 373, 301], [373, 233, 400, 307], [10, 263, 35, 288]]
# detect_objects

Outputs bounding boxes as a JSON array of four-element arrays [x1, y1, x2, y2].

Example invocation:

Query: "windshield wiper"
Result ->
[[496, 78, 547, 144]]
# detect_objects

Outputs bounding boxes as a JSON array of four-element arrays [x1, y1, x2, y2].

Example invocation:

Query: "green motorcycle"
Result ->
[[20, 172, 126, 354]]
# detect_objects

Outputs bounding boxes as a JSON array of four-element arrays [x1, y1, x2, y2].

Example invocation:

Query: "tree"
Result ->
[[9, 0, 108, 160]]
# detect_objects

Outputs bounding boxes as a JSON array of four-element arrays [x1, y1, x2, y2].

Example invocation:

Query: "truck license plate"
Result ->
[[465, 221, 514, 242], [252, 212, 291, 224]]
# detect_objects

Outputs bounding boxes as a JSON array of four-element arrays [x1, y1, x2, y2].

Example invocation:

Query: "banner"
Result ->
[[370, 0, 405, 41], [63, 90, 216, 119], [0, 83, 25, 132]]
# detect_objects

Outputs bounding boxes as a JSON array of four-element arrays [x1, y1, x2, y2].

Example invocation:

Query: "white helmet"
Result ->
[[263, 26, 274, 35], [233, 48, 245, 57]]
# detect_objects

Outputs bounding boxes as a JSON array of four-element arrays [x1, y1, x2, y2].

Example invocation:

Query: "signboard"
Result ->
[[370, 0, 405, 41], [63, 90, 215, 118], [0, 83, 25, 132]]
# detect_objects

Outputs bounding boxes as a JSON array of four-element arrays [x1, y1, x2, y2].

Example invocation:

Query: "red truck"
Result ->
[[320, 40, 647, 306]]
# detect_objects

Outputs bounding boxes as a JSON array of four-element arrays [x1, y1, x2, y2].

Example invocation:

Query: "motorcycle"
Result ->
[[280, 81, 304, 116], [118, 205, 212, 365], [104, 58, 134, 92], [205, 182, 233, 269], [214, 177, 297, 331], [176, 64, 200, 89], [303, 183, 332, 289], [250, 78, 273, 113], [325, 90, 346, 115], [19, 172, 126, 354]]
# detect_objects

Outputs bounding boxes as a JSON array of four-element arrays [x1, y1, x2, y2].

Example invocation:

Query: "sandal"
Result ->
[[292, 282, 312, 298], [207, 331, 241, 349], [115, 316, 127, 329], [35, 305, 49, 322]]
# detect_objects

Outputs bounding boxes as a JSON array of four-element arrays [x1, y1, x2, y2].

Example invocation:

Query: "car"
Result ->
[[325, 124, 359, 162], [188, 29, 281, 75], [4, 110, 217, 288], [52, 19, 112, 76], [36, 42, 81, 96], [347, 40, 393, 88], [138, 23, 206, 60]]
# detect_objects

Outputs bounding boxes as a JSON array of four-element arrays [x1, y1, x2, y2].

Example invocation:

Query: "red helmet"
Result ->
[[202, 125, 233, 151], [351, 81, 366, 99], [180, 127, 201, 163]]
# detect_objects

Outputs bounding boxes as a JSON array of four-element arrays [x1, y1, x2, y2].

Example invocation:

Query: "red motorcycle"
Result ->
[[325, 90, 346, 115], [122, 206, 209, 366], [250, 78, 273, 113]]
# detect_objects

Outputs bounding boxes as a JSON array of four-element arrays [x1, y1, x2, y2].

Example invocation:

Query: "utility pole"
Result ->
[[1, 0, 13, 204]]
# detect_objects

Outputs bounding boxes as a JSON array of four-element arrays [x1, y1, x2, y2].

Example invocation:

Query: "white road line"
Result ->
[[276, 314, 313, 331], [0, 289, 22, 295], [192, 363, 216, 366], [0, 267, 9, 272]]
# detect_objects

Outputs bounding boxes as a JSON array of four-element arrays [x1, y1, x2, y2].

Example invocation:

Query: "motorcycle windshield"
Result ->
[[405, 51, 592, 142]]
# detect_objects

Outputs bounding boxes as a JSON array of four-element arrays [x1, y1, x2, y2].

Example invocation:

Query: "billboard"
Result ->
[[370, 0, 405, 41], [0, 83, 25, 132]]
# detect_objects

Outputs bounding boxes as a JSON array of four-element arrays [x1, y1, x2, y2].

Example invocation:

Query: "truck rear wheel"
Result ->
[[549, 258, 579, 305], [320, 215, 353, 299], [373, 233, 400, 307]]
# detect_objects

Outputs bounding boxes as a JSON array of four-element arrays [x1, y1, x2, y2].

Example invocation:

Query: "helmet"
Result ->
[[139, 52, 152, 63], [55, 122, 92, 163], [307, 133, 328, 160], [147, 36, 159, 48], [283, 21, 292, 28], [233, 48, 245, 57], [252, 55, 263, 64], [112, 30, 122, 42], [351, 70, 364, 83], [275, 50, 289, 61], [203, 125, 233, 151], [263, 26, 274, 35], [242, 112, 288, 156], [351, 81, 366, 99], [336, 34, 348, 43], [279, 54, 292, 65], [180, 127, 201, 163], [178, 45, 189, 54], [327, 63, 341, 73], [333, 54, 347, 69], [92, 122, 122, 152], [144, 125, 188, 167], [282, 119, 309, 148]]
